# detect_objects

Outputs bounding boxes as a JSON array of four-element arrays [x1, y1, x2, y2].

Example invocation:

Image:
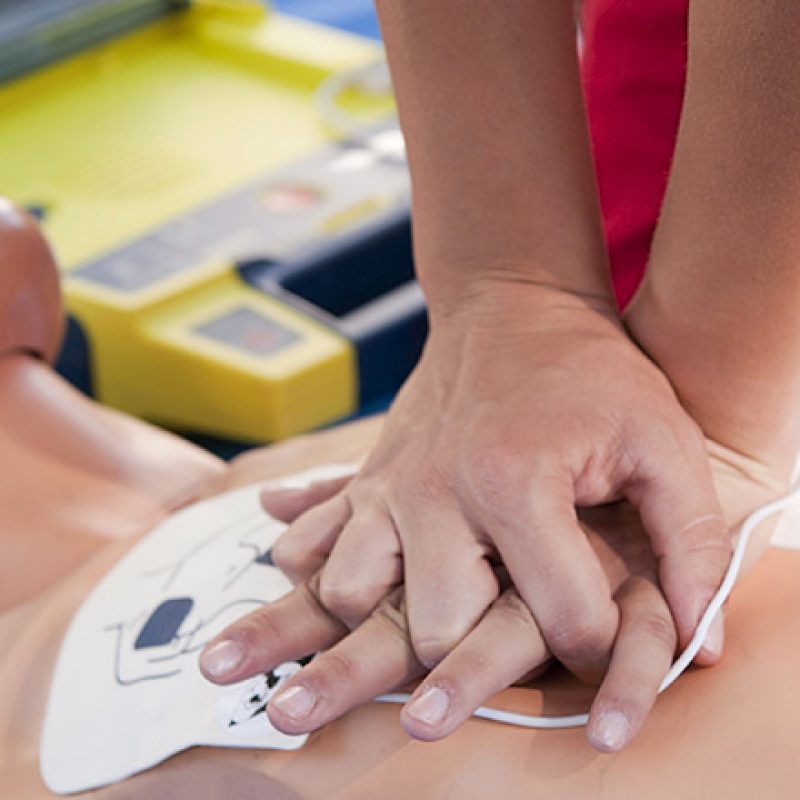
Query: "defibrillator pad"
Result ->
[[40, 464, 355, 795]]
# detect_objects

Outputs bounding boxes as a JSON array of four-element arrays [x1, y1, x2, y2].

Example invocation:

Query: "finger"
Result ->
[[629, 425, 732, 651], [487, 472, 618, 682], [586, 576, 676, 753], [319, 505, 402, 628], [396, 502, 499, 669], [401, 588, 550, 741], [692, 607, 724, 667], [199, 577, 346, 685], [267, 589, 423, 735], [260, 475, 352, 524], [270, 494, 351, 583]]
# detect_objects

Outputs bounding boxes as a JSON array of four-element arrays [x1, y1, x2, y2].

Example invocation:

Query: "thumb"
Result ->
[[630, 446, 732, 656]]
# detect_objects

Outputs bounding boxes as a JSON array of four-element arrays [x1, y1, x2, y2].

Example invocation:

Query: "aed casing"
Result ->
[[0, 1, 427, 442], [59, 134, 427, 442]]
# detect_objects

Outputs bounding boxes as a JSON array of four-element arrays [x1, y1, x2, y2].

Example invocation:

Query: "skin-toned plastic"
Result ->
[[0, 382, 799, 799], [0, 200, 63, 363], [1, 212, 799, 798]]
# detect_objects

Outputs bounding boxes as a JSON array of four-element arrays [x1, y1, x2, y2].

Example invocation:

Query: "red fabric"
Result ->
[[581, 0, 689, 309]]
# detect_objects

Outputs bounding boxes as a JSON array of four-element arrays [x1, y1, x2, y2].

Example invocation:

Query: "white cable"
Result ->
[[376, 691, 590, 729], [374, 482, 800, 729], [314, 56, 391, 135], [313, 54, 406, 160]]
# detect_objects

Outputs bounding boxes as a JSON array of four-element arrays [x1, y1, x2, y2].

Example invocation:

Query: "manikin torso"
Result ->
[[2, 204, 800, 799], [2, 356, 800, 800]]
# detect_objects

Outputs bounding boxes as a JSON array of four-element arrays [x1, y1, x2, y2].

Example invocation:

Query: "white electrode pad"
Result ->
[[40, 465, 355, 796], [39, 457, 800, 795]]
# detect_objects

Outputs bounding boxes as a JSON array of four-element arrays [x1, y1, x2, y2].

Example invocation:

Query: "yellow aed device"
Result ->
[[0, 0, 425, 442]]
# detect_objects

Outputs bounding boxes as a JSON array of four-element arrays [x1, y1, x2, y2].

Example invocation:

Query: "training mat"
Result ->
[[40, 464, 355, 795]]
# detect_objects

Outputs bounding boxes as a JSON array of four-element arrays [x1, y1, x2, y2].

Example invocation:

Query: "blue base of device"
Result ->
[[56, 316, 94, 398]]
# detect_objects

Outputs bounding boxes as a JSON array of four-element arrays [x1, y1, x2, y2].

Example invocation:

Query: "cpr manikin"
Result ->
[[1, 204, 800, 800]]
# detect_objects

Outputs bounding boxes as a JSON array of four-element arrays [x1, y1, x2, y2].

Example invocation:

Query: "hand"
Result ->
[[200, 441, 782, 752], [198, 282, 752, 744], [228, 283, 731, 681]]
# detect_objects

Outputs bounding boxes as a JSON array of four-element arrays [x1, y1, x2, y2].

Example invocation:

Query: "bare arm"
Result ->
[[627, 0, 800, 476], [206, 2, 740, 754], [374, 0, 613, 310]]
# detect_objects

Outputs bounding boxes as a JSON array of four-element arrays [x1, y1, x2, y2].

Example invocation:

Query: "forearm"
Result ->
[[626, 1, 800, 472], [375, 0, 612, 317]]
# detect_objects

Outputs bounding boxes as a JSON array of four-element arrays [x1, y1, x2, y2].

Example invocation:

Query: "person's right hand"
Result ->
[[254, 284, 732, 673], [201, 433, 785, 752], [201, 280, 740, 742]]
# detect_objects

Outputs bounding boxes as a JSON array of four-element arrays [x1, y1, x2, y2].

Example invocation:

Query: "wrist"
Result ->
[[414, 277, 628, 404], [625, 281, 800, 477], [422, 271, 620, 332]]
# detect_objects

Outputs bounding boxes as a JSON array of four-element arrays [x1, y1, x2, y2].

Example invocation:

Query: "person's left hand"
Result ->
[[200, 443, 783, 752]]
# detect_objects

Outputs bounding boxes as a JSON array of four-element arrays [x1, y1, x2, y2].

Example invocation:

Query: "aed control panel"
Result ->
[[62, 127, 426, 441]]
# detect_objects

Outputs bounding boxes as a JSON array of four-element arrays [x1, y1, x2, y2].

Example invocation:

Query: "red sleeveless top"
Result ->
[[581, 0, 689, 309]]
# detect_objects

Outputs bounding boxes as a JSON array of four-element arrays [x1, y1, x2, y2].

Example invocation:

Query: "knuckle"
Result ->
[[689, 533, 733, 562], [493, 590, 537, 630], [636, 610, 678, 651], [412, 629, 464, 670], [228, 606, 283, 657], [683, 517, 731, 547], [314, 646, 366, 687], [319, 578, 377, 623], [464, 444, 541, 514], [370, 597, 412, 644], [678, 522, 733, 569], [271, 535, 309, 577], [546, 613, 614, 664]]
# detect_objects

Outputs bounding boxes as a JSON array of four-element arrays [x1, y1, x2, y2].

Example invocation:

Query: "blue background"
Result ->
[[272, 0, 381, 40]]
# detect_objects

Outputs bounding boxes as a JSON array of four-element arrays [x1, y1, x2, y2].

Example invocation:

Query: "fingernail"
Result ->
[[270, 485, 307, 496], [405, 686, 450, 726], [702, 610, 725, 659], [270, 685, 316, 720], [590, 710, 630, 753], [200, 640, 245, 680]]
